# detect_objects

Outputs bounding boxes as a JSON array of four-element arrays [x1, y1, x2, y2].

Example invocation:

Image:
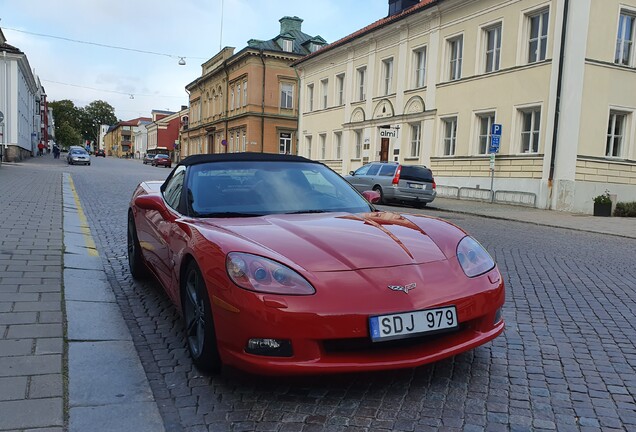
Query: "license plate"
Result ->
[[369, 306, 458, 341], [408, 183, 424, 189]]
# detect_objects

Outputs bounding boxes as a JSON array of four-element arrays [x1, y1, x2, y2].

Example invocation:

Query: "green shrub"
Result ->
[[593, 190, 612, 204], [614, 201, 636, 217]]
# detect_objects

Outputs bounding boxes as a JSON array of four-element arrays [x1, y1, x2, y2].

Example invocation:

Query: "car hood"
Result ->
[[198, 212, 449, 272]]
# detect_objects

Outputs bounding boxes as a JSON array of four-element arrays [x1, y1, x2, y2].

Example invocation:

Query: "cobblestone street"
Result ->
[[55, 158, 636, 431]]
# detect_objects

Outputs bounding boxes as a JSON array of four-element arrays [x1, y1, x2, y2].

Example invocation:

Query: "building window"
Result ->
[[520, 108, 541, 153], [321, 79, 328, 109], [410, 123, 421, 157], [448, 36, 463, 81], [382, 58, 393, 95], [442, 117, 457, 156], [477, 113, 496, 155], [354, 130, 362, 159], [243, 80, 248, 106], [607, 112, 627, 157], [242, 129, 246, 152], [280, 83, 294, 109], [528, 10, 549, 63], [230, 87, 235, 111], [484, 24, 502, 72], [282, 39, 293, 52], [236, 83, 241, 108], [307, 84, 314, 111], [280, 132, 292, 154], [334, 132, 342, 159], [319, 134, 326, 159], [306, 135, 312, 158], [336, 74, 345, 106], [414, 47, 427, 88], [616, 11, 635, 66], [229, 133, 234, 153], [357, 66, 367, 101]]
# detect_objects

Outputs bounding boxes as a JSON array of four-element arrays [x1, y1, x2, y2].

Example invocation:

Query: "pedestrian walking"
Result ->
[[37, 142, 44, 156], [53, 144, 60, 159]]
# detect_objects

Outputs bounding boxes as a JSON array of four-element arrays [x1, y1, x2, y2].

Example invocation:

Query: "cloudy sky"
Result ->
[[0, 0, 389, 120]]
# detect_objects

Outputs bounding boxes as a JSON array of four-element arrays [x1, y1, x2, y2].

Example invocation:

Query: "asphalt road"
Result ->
[[67, 156, 636, 432]]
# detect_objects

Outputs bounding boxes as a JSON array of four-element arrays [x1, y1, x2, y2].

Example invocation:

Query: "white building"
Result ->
[[0, 28, 40, 162], [133, 123, 148, 158]]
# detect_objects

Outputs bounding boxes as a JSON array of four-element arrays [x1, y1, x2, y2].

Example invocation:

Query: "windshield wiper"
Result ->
[[285, 210, 329, 214], [198, 212, 264, 218]]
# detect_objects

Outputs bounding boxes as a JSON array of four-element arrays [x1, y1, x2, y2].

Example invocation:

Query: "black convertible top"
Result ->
[[179, 152, 316, 167]]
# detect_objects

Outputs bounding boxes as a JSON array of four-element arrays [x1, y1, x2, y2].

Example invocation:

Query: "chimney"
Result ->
[[181, 105, 187, 111], [279, 16, 303, 34], [388, 0, 419, 16]]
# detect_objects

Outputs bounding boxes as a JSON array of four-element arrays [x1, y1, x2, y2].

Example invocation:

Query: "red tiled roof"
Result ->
[[119, 117, 151, 126], [293, 0, 438, 66]]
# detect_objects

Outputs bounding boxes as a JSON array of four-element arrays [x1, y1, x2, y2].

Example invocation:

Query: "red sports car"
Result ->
[[152, 153, 172, 168], [127, 153, 504, 375]]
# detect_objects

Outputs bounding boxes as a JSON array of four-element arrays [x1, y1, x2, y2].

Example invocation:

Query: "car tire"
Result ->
[[415, 202, 427, 209], [127, 212, 148, 279], [181, 260, 222, 374], [373, 186, 384, 204]]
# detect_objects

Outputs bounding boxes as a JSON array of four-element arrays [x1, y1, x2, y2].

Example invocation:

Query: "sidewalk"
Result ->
[[0, 156, 634, 432]]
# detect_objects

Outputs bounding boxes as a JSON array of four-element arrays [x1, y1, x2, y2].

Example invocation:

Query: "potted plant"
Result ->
[[593, 190, 612, 216]]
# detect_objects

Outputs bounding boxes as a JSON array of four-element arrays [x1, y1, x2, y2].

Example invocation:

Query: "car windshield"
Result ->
[[71, 150, 88, 155], [156, 154, 168, 158], [186, 161, 373, 217]]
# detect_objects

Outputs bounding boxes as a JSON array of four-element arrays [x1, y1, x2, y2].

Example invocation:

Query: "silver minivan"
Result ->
[[345, 162, 436, 207]]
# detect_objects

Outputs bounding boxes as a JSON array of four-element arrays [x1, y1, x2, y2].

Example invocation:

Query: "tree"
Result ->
[[49, 100, 82, 144], [56, 121, 82, 149], [80, 100, 117, 143]]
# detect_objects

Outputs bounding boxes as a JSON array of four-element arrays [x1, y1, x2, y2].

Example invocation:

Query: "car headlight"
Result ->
[[456, 236, 495, 278], [226, 252, 315, 295]]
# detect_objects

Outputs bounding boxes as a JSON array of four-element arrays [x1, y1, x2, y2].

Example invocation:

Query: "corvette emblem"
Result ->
[[388, 283, 416, 293]]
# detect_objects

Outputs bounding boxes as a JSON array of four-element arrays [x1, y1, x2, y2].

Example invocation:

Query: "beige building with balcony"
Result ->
[[181, 17, 326, 159], [294, 0, 636, 213], [103, 117, 151, 158]]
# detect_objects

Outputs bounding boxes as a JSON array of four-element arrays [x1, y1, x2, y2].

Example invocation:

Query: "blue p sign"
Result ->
[[491, 123, 502, 136]]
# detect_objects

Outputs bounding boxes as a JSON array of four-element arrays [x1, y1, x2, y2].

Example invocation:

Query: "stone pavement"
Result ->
[[0, 156, 634, 432]]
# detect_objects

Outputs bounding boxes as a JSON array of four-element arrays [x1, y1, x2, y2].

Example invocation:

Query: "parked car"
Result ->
[[143, 154, 156, 165], [127, 153, 504, 375], [95, 149, 106, 157], [344, 162, 436, 207], [67, 148, 91, 166], [152, 154, 171, 168]]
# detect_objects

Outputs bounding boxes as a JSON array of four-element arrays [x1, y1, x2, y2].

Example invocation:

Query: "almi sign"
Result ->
[[379, 127, 399, 139]]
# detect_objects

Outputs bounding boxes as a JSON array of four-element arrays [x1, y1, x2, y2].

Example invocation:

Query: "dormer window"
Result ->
[[282, 39, 293, 52]]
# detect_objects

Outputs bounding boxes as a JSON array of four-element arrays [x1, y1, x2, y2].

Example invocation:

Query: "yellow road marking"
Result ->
[[68, 176, 99, 257]]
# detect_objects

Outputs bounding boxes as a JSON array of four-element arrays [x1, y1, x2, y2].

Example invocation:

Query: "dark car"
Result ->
[[152, 154, 171, 168], [95, 149, 106, 157], [127, 153, 504, 375], [143, 154, 156, 165], [344, 162, 436, 207]]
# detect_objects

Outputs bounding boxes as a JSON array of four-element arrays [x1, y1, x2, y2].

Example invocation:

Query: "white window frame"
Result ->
[[616, 10, 636, 66], [410, 123, 421, 158], [442, 117, 458, 156], [476, 112, 496, 155], [280, 82, 294, 109], [241, 129, 246, 152], [334, 131, 342, 159], [354, 130, 362, 159], [357, 66, 367, 101], [483, 23, 502, 73], [606, 110, 630, 158], [236, 83, 241, 109], [413, 47, 427, 88], [321, 79, 329, 109], [447, 35, 463, 81], [336, 73, 345, 106], [279, 132, 292, 154], [382, 58, 394, 95], [319, 133, 326, 159], [307, 83, 314, 112], [243, 80, 248, 106], [518, 107, 541, 153], [230, 87, 235, 111], [282, 39, 293, 52], [306, 135, 313, 159], [527, 8, 549, 63]]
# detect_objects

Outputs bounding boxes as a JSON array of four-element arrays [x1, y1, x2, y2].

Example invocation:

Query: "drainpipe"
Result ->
[[2, 51, 7, 162], [547, 0, 569, 205], [260, 49, 265, 153], [293, 65, 301, 156], [224, 59, 229, 154]]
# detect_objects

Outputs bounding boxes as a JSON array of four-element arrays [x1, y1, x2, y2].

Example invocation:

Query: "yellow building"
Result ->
[[103, 117, 151, 158], [181, 17, 326, 158], [294, 0, 636, 213]]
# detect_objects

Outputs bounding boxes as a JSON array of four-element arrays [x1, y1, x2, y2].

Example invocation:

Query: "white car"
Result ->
[[67, 148, 91, 166]]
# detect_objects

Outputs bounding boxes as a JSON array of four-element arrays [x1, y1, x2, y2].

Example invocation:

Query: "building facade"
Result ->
[[146, 108, 187, 160], [0, 28, 41, 162], [103, 117, 151, 157], [295, 0, 636, 213], [181, 17, 326, 159]]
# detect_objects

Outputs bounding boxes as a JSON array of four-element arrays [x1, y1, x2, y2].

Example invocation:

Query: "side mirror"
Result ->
[[362, 190, 381, 204], [134, 194, 168, 215], [349, 171, 355, 176]]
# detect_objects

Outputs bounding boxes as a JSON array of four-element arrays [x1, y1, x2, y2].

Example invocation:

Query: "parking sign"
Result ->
[[490, 123, 502, 153]]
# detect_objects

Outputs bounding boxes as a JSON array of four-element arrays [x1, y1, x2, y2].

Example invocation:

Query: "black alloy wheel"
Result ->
[[373, 186, 384, 205], [127, 212, 148, 279], [182, 261, 221, 373]]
